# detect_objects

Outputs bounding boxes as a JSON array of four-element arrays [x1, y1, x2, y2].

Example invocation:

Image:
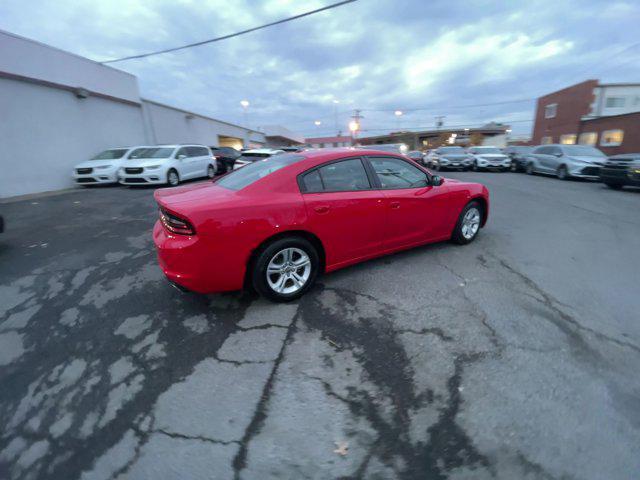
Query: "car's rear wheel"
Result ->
[[167, 169, 180, 186], [557, 165, 569, 180], [252, 237, 320, 302], [604, 182, 623, 190], [207, 164, 215, 178], [525, 162, 535, 175], [452, 201, 482, 245]]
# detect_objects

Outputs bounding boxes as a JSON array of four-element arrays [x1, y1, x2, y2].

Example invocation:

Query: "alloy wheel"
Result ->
[[461, 207, 480, 240], [168, 171, 179, 186], [266, 247, 312, 295], [207, 165, 215, 178]]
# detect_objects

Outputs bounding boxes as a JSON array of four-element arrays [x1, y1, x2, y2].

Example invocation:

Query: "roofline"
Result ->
[[141, 98, 263, 134], [597, 83, 640, 88], [581, 110, 640, 121], [0, 28, 137, 79]]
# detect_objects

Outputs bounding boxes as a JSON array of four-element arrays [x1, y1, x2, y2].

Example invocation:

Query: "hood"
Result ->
[[75, 160, 121, 169], [154, 181, 236, 209], [567, 156, 605, 164], [124, 158, 172, 168], [476, 154, 507, 159], [441, 154, 469, 159]]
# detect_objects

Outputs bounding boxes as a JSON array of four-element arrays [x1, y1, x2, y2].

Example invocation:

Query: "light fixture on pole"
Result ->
[[332, 99, 340, 135], [394, 110, 403, 130], [314, 120, 322, 126], [240, 100, 250, 127]]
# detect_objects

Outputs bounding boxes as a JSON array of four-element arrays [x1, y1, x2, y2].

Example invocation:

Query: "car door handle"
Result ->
[[314, 205, 330, 214], [390, 201, 400, 209]]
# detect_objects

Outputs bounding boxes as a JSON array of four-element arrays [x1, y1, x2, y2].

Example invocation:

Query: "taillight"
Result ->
[[159, 208, 195, 236]]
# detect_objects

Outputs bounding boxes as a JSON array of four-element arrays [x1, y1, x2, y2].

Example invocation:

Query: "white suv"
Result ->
[[118, 145, 217, 186], [233, 149, 285, 170], [73, 147, 138, 185]]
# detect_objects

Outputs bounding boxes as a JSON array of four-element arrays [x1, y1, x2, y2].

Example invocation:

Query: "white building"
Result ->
[[586, 83, 640, 118], [0, 30, 299, 198]]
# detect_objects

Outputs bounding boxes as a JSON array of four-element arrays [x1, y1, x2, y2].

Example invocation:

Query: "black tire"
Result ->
[[604, 182, 623, 190], [434, 164, 441, 171], [525, 162, 535, 175], [167, 169, 180, 186], [472, 162, 479, 172], [451, 201, 483, 245], [207, 164, 216, 178], [557, 165, 569, 180], [252, 236, 320, 302]]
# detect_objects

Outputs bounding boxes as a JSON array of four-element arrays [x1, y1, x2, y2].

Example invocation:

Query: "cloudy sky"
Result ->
[[1, 0, 639, 139]]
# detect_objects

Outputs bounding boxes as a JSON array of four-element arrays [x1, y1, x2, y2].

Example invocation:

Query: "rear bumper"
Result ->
[[153, 221, 245, 293]]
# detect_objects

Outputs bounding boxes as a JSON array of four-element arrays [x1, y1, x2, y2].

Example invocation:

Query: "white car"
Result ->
[[73, 147, 138, 185], [467, 146, 511, 172], [233, 149, 285, 170], [118, 145, 217, 186]]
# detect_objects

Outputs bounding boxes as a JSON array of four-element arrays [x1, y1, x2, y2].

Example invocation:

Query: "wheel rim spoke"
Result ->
[[266, 247, 312, 295]]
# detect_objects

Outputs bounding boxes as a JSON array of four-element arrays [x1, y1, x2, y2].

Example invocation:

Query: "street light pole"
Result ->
[[240, 100, 250, 128], [333, 99, 339, 136]]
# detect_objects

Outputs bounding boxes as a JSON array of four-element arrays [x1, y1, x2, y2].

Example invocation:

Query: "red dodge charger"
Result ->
[[153, 148, 489, 302]]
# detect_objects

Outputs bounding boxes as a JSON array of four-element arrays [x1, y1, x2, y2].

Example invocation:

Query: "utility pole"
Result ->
[[435, 115, 445, 130]]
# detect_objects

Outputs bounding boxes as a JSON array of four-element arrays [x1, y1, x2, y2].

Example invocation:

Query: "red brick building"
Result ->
[[305, 135, 352, 148], [532, 80, 640, 155]]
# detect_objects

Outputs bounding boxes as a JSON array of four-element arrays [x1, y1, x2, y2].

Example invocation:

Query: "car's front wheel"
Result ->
[[252, 237, 320, 302], [525, 162, 535, 175], [604, 182, 623, 190], [167, 169, 180, 186], [207, 164, 216, 178], [557, 165, 569, 180], [452, 201, 482, 245]]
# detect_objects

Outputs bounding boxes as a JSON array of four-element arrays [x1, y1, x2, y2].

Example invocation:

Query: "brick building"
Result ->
[[305, 135, 352, 148], [532, 80, 640, 155]]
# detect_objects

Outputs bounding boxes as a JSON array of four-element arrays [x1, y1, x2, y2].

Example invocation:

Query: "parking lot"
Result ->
[[1, 172, 639, 479]]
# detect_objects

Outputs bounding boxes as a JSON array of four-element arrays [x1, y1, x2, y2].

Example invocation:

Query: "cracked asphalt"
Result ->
[[1, 172, 639, 480]]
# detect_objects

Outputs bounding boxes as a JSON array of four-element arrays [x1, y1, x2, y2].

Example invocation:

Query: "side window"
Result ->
[[534, 146, 549, 155], [301, 170, 323, 192], [300, 158, 371, 193], [176, 147, 189, 158], [549, 147, 562, 156], [369, 157, 428, 189], [318, 159, 370, 191]]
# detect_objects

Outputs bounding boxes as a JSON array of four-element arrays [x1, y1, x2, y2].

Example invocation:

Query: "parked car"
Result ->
[[599, 153, 640, 189], [233, 149, 285, 170], [503, 146, 534, 172], [358, 143, 408, 155], [523, 144, 606, 180], [73, 147, 138, 185], [118, 145, 216, 187], [407, 150, 425, 164], [210, 147, 240, 173], [426, 146, 473, 171], [467, 146, 511, 172], [0, 214, 4, 233], [280, 146, 306, 152], [153, 148, 489, 302]]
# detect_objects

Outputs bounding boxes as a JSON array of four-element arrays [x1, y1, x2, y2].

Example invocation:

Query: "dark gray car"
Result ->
[[523, 144, 606, 180]]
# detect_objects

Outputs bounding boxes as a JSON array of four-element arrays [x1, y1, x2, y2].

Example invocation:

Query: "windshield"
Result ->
[[217, 154, 303, 190], [91, 149, 128, 160], [439, 147, 465, 153], [562, 145, 605, 157], [472, 147, 502, 154], [129, 147, 175, 159]]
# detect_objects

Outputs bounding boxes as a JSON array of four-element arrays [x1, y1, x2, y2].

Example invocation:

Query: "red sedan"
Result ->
[[153, 148, 489, 302]]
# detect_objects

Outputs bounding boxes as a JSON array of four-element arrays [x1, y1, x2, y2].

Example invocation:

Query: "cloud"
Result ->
[[0, 0, 638, 137]]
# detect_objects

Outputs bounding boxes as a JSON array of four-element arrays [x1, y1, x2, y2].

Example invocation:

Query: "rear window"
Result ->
[[217, 154, 303, 190]]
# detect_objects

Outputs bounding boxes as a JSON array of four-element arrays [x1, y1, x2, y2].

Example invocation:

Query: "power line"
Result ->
[[100, 0, 358, 64]]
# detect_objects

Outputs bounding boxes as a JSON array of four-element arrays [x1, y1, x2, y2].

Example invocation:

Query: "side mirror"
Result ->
[[177, 154, 187, 160], [431, 175, 443, 186]]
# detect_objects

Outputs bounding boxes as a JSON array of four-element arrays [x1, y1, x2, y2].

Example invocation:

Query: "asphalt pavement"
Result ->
[[1, 173, 639, 479]]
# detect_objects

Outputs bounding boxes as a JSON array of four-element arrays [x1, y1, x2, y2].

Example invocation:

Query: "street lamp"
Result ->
[[332, 99, 340, 135], [314, 120, 322, 126], [240, 100, 250, 127], [394, 110, 403, 130]]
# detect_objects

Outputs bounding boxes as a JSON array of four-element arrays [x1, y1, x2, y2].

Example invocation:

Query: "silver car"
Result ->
[[426, 146, 473, 171], [523, 144, 606, 180]]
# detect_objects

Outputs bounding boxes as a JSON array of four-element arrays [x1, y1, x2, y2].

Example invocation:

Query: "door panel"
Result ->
[[367, 156, 451, 249], [304, 191, 385, 266]]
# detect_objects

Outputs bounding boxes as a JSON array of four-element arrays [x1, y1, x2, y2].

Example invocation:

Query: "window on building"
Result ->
[[560, 134, 577, 145], [600, 129, 624, 147], [578, 132, 597, 146], [605, 97, 625, 108], [544, 103, 557, 119], [541, 136, 553, 144]]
